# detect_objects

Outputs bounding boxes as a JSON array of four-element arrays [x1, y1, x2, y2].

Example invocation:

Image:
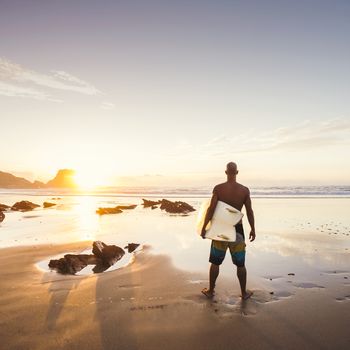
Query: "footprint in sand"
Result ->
[[335, 295, 350, 302], [293, 282, 325, 289]]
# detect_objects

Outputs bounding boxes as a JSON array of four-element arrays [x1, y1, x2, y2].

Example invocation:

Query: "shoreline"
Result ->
[[1, 243, 349, 349]]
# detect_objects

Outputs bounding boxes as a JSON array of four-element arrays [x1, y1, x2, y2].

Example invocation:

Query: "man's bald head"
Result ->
[[225, 162, 238, 176]]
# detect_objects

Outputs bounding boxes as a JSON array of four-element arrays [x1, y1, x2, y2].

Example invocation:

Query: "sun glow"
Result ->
[[73, 168, 112, 189]]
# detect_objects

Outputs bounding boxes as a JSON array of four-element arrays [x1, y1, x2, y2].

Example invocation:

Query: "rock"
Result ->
[[49, 254, 98, 274], [159, 199, 196, 214], [151, 205, 157, 210], [0, 211, 4, 223], [43, 202, 56, 208], [51, 197, 62, 200], [142, 199, 160, 208], [0, 203, 10, 211], [92, 241, 125, 267], [124, 243, 140, 253], [11, 201, 40, 211], [48, 241, 125, 275], [96, 207, 123, 215], [288, 273, 295, 276], [115, 204, 137, 210]]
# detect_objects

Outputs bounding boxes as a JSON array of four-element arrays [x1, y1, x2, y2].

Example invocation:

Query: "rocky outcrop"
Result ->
[[48, 254, 98, 274], [0, 203, 10, 211], [97, 204, 137, 215], [11, 201, 40, 211], [0, 211, 4, 223], [43, 202, 56, 208], [124, 243, 140, 253], [142, 199, 160, 208], [92, 241, 125, 267], [49, 241, 126, 275], [46, 169, 76, 188], [96, 207, 123, 215], [142, 198, 195, 214], [115, 204, 137, 210], [159, 199, 195, 214]]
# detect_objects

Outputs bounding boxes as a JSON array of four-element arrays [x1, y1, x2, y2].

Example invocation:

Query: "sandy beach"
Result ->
[[0, 191, 350, 349], [1, 239, 349, 350]]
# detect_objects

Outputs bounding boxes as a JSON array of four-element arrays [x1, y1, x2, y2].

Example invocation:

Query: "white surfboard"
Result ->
[[196, 200, 244, 242]]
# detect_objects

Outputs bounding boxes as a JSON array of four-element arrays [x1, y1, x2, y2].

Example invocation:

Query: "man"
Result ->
[[201, 162, 256, 300]]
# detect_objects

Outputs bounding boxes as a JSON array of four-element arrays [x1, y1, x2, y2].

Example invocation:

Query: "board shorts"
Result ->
[[209, 224, 246, 267]]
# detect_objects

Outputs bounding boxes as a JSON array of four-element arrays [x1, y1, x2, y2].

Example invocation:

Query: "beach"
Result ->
[[0, 190, 350, 349]]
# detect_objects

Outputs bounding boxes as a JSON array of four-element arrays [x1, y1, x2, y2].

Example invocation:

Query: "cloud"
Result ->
[[100, 101, 115, 110], [0, 57, 101, 100], [0, 81, 61, 101], [167, 118, 350, 159]]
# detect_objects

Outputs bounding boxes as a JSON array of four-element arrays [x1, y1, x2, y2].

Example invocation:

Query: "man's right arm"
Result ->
[[244, 189, 256, 242], [201, 190, 218, 239]]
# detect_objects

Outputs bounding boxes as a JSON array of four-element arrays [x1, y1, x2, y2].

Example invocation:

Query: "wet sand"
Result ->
[[1, 242, 349, 350]]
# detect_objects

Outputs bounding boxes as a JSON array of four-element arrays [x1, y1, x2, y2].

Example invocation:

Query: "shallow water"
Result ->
[[0, 192, 349, 301]]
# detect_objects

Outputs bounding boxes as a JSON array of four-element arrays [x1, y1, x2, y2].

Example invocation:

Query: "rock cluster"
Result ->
[[11, 201, 40, 211], [48, 241, 133, 275], [43, 202, 56, 208], [0, 203, 10, 211], [96, 207, 123, 215], [142, 198, 195, 214], [96, 204, 137, 215]]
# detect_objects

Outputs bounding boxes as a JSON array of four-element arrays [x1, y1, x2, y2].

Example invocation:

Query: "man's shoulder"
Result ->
[[236, 182, 250, 193], [213, 182, 226, 191]]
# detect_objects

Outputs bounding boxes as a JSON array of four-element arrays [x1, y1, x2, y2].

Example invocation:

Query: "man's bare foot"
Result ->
[[201, 288, 215, 298], [241, 290, 253, 300]]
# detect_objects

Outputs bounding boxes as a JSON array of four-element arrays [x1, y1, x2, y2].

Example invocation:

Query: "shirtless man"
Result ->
[[200, 162, 256, 300]]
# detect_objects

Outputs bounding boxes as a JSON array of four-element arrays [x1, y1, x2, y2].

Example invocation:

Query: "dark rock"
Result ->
[[115, 204, 137, 210], [11, 201, 40, 211], [0, 211, 4, 223], [159, 199, 195, 214], [142, 199, 160, 208], [151, 205, 157, 210], [287, 273, 295, 276], [49, 254, 98, 274], [51, 197, 62, 200], [43, 202, 56, 208], [124, 243, 140, 253], [96, 207, 123, 215], [48, 241, 125, 275], [0, 203, 10, 211], [92, 241, 125, 267]]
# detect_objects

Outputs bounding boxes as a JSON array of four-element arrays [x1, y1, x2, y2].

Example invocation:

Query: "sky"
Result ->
[[1, 0, 350, 187]]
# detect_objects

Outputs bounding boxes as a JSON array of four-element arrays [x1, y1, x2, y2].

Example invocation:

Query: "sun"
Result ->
[[73, 168, 111, 190]]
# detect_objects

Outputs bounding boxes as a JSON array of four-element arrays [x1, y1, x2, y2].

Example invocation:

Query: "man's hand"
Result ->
[[200, 227, 206, 239], [249, 230, 256, 242]]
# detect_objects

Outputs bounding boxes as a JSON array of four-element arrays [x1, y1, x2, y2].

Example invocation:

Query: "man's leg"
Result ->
[[230, 241, 253, 300], [202, 241, 227, 298], [237, 266, 252, 300], [209, 263, 220, 292], [202, 263, 219, 298]]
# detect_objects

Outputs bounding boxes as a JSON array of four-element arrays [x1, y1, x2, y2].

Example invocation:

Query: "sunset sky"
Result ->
[[1, 0, 350, 187]]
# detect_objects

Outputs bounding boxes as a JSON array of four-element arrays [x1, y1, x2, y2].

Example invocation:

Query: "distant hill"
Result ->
[[0, 169, 77, 189], [46, 169, 76, 188], [0, 171, 44, 189]]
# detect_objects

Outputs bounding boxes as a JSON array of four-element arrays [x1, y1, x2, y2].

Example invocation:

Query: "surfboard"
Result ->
[[196, 200, 244, 242]]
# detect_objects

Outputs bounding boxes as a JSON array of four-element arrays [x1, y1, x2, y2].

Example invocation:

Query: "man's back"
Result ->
[[213, 181, 249, 211]]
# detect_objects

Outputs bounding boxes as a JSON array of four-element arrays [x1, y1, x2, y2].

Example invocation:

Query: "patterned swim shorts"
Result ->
[[209, 224, 246, 267]]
